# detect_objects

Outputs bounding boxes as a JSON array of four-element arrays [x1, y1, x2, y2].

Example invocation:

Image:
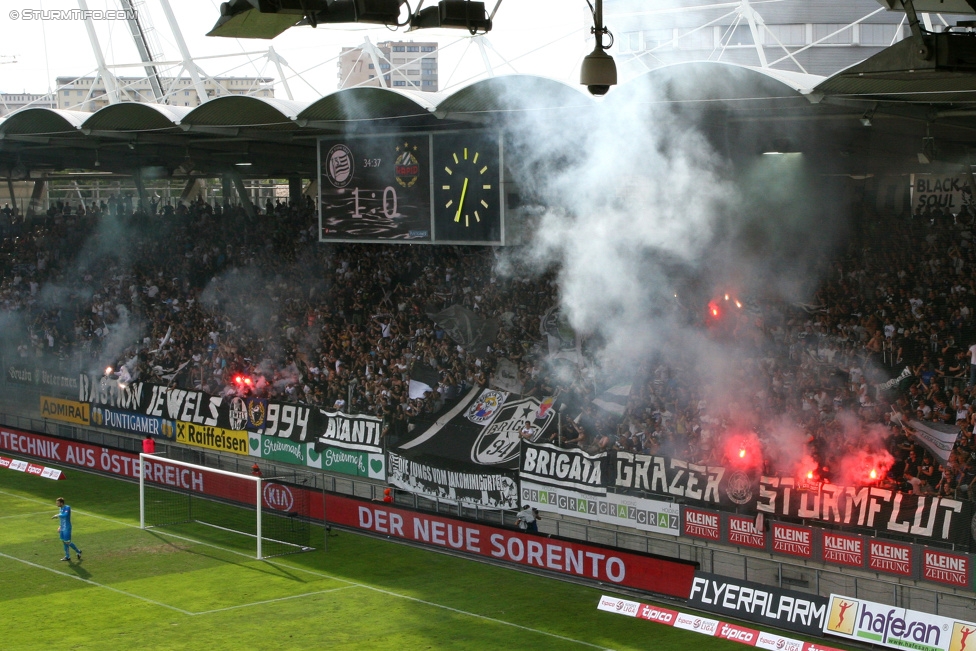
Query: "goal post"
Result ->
[[138, 453, 312, 559]]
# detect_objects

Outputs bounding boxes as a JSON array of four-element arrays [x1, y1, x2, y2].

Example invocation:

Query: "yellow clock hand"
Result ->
[[455, 177, 469, 223]]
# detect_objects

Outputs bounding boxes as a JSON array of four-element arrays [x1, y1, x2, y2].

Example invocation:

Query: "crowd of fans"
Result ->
[[3, 194, 976, 498]]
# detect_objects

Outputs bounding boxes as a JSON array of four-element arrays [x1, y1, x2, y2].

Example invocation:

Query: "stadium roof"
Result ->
[[3, 61, 976, 181]]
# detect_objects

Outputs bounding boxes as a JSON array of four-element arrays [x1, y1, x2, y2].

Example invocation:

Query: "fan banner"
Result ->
[[73, 377, 382, 453], [519, 441, 609, 496], [387, 451, 519, 509], [397, 388, 557, 469]]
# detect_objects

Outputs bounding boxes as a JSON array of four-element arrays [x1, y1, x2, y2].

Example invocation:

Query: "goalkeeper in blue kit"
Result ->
[[52, 497, 82, 561]]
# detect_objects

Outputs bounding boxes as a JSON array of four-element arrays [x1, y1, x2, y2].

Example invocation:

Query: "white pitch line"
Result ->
[[0, 551, 194, 615], [192, 585, 359, 615], [0, 489, 610, 649], [0, 511, 52, 519]]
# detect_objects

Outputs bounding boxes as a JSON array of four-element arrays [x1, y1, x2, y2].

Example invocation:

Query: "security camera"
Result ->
[[580, 47, 617, 96]]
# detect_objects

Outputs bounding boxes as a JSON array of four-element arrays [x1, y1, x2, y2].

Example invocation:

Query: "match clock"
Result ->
[[432, 132, 502, 243]]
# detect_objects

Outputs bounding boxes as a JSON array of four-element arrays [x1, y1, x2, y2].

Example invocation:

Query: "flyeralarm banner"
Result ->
[[688, 572, 828, 637]]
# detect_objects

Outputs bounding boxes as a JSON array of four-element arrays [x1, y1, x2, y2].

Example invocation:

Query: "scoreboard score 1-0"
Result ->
[[318, 131, 503, 245], [319, 134, 432, 241]]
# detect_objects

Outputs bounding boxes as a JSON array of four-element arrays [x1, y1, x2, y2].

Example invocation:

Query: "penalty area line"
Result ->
[[192, 585, 359, 615], [0, 551, 194, 615], [0, 491, 610, 647]]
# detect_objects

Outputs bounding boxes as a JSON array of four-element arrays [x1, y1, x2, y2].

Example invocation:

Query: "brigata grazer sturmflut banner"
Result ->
[[612, 449, 972, 547]]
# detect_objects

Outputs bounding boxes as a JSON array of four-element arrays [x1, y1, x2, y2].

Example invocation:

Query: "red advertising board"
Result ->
[[820, 531, 864, 568], [771, 523, 813, 558], [328, 494, 696, 598], [715, 622, 760, 646], [684, 507, 721, 541], [922, 547, 970, 587], [726, 514, 765, 549], [868, 539, 913, 576]]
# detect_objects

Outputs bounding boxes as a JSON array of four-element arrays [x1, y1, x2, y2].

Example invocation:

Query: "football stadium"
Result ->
[[4, 1, 976, 649]]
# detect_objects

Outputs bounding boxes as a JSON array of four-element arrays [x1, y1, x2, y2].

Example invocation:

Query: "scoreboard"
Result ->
[[318, 131, 504, 245]]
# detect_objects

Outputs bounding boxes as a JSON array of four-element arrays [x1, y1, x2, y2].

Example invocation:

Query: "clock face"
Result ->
[[433, 132, 501, 243]]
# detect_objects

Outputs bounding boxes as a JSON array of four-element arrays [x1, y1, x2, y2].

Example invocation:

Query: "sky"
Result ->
[[0, 0, 594, 101]]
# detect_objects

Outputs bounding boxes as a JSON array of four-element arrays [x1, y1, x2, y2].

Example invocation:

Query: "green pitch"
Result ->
[[0, 467, 848, 650]]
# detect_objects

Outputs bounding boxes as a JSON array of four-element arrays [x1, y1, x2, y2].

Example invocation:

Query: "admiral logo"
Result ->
[[717, 623, 757, 643], [637, 605, 676, 625], [263, 483, 294, 512], [772, 524, 811, 557], [684, 508, 720, 540], [823, 533, 863, 567], [923, 550, 968, 587], [869, 541, 912, 575]]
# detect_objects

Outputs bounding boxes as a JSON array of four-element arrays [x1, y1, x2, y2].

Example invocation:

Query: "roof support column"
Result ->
[[289, 176, 303, 205], [28, 180, 45, 216], [132, 170, 149, 215], [180, 178, 203, 205], [228, 170, 256, 219]]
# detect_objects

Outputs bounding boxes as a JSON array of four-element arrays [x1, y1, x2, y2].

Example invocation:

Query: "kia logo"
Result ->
[[263, 483, 294, 511]]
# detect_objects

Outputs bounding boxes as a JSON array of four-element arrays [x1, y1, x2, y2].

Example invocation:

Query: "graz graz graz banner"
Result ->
[[613, 450, 971, 546], [387, 451, 518, 509]]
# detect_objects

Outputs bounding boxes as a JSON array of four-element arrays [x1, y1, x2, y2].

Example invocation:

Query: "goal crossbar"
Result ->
[[139, 453, 265, 558]]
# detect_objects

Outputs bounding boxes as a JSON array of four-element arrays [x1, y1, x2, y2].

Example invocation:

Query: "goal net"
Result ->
[[139, 454, 313, 559]]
